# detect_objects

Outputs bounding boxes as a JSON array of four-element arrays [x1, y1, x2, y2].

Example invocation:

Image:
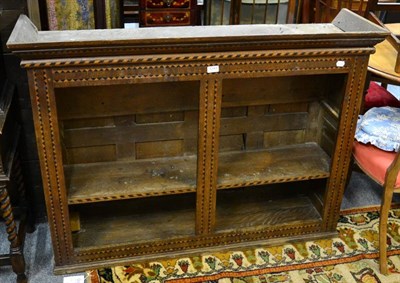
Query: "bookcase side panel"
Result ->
[[26, 68, 73, 266]]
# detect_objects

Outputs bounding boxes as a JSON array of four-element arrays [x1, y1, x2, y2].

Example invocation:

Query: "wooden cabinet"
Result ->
[[7, 10, 387, 273], [139, 0, 198, 26]]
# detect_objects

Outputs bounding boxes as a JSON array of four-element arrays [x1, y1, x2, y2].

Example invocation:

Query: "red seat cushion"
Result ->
[[364, 82, 400, 111], [353, 141, 400, 189]]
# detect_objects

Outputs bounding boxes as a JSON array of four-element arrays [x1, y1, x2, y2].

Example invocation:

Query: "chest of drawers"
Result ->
[[139, 0, 198, 26]]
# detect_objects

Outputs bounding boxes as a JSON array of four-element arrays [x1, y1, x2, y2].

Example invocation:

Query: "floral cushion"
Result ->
[[355, 106, 400, 152]]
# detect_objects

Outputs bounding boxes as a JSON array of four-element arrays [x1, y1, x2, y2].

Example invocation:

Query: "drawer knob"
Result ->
[[164, 14, 172, 22], [166, 0, 173, 6]]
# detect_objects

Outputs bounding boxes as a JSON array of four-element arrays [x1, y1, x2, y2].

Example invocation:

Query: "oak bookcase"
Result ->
[[7, 9, 387, 273]]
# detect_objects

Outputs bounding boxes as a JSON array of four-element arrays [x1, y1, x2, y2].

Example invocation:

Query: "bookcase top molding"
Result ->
[[7, 9, 387, 60]]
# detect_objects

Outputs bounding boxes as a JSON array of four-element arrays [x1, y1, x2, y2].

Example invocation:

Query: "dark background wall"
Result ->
[[0, 38, 5, 91], [1, 0, 46, 221]]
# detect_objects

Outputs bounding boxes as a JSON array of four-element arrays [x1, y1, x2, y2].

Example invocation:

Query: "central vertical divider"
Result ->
[[196, 77, 223, 235]]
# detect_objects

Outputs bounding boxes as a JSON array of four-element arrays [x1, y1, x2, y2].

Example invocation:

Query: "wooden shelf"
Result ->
[[72, 191, 321, 249], [72, 195, 196, 248], [66, 143, 330, 205], [217, 143, 330, 189], [215, 189, 322, 233], [65, 155, 198, 204]]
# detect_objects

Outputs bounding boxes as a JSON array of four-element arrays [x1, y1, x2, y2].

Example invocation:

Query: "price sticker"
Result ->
[[336, 60, 345, 67], [207, 65, 220, 73], [63, 275, 85, 283]]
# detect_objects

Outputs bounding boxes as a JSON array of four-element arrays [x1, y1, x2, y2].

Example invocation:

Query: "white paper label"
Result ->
[[63, 275, 85, 283], [336, 60, 345, 67], [207, 65, 220, 73]]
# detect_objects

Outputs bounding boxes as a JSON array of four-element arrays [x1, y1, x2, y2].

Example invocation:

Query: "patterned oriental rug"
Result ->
[[87, 208, 400, 283]]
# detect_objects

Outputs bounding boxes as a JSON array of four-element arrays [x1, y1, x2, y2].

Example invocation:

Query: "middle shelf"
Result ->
[[66, 142, 330, 205]]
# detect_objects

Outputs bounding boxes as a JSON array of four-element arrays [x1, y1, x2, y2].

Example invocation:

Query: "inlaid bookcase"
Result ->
[[7, 9, 387, 273]]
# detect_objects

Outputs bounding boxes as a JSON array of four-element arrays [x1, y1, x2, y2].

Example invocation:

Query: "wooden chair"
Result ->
[[331, 0, 400, 75], [301, 0, 400, 84], [301, 0, 400, 26], [365, 0, 400, 74], [352, 2, 400, 274], [353, 106, 400, 275], [301, 0, 368, 22]]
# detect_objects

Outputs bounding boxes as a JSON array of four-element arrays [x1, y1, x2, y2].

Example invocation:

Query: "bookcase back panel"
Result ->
[[55, 81, 200, 119], [219, 74, 346, 154], [55, 82, 200, 164], [221, 75, 327, 107]]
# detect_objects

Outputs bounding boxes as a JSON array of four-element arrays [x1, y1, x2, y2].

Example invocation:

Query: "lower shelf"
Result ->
[[215, 186, 322, 233], [72, 194, 196, 248], [72, 186, 322, 250]]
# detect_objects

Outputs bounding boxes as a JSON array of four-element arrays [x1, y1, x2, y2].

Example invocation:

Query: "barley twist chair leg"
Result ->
[[0, 184, 27, 283]]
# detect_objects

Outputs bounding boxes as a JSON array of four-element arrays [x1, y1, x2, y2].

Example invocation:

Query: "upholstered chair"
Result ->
[[353, 106, 400, 275]]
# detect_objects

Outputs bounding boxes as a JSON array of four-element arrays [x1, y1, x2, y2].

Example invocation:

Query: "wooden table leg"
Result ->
[[0, 184, 27, 283]]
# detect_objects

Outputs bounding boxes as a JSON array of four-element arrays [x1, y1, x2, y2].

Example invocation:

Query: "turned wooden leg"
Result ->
[[0, 184, 27, 283], [379, 182, 395, 275]]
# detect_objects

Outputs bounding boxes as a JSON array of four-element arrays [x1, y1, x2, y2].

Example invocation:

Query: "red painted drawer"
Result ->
[[142, 11, 193, 26], [143, 0, 191, 9]]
